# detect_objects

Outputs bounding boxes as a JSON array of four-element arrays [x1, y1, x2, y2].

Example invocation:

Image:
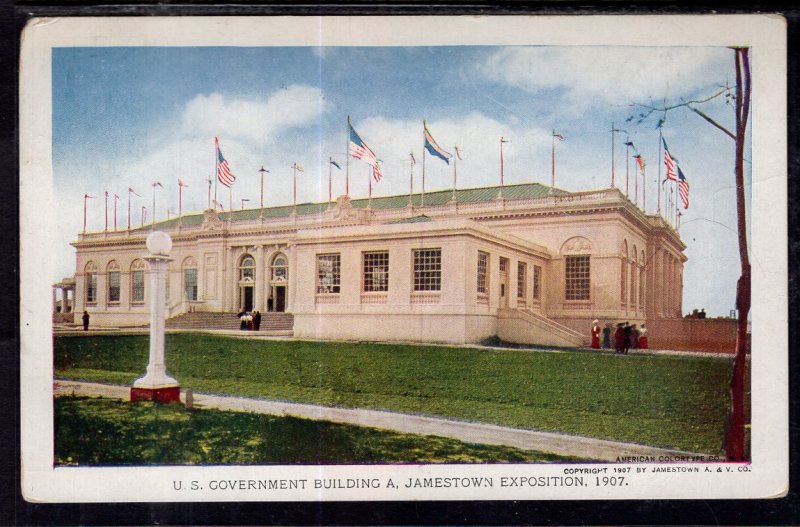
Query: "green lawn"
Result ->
[[54, 334, 733, 453], [55, 396, 571, 465]]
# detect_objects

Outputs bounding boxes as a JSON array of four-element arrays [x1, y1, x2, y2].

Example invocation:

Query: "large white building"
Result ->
[[61, 183, 686, 347]]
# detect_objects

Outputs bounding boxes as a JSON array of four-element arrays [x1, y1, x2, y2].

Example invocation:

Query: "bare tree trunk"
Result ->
[[726, 47, 751, 461]]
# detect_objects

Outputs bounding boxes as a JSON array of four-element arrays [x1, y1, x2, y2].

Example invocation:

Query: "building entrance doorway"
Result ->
[[274, 286, 286, 312], [241, 285, 254, 312], [499, 257, 509, 308]]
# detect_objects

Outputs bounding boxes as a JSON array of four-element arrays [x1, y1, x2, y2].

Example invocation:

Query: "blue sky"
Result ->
[[52, 45, 747, 316]]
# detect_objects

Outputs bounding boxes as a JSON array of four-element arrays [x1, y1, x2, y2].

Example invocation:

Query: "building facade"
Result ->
[[66, 183, 686, 346]]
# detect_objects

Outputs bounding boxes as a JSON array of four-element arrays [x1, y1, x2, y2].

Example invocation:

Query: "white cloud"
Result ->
[[477, 46, 732, 109], [180, 85, 328, 144]]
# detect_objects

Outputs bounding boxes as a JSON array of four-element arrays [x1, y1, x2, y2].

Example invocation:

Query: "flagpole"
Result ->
[[214, 140, 218, 206], [206, 176, 212, 210], [368, 165, 372, 209], [500, 136, 505, 192], [259, 166, 267, 217], [634, 153, 638, 206], [452, 146, 457, 202], [551, 130, 556, 192], [104, 191, 108, 232], [642, 162, 646, 213], [409, 152, 414, 205], [293, 163, 297, 212], [141, 206, 146, 227], [178, 181, 182, 219], [328, 157, 332, 207], [113, 194, 118, 230], [422, 121, 426, 208], [83, 194, 90, 233], [611, 122, 616, 188], [345, 117, 350, 197], [625, 139, 630, 197], [657, 128, 663, 215], [127, 189, 131, 230]]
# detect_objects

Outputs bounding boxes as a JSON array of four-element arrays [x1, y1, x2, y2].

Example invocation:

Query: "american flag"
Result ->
[[663, 138, 678, 181], [348, 120, 382, 181], [215, 136, 236, 188], [678, 166, 690, 209]]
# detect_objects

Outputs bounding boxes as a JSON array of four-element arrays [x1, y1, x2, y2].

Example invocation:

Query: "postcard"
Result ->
[[20, 14, 787, 502]]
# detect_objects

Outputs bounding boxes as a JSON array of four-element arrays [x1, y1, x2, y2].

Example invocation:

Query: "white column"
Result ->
[[61, 287, 68, 313], [255, 245, 265, 311], [134, 231, 178, 390]]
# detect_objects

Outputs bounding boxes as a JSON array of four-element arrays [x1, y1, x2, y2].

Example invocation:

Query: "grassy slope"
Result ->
[[55, 396, 571, 465], [54, 334, 731, 453]]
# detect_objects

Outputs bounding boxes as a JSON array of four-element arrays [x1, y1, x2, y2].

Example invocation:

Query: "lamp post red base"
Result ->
[[130, 386, 181, 404]]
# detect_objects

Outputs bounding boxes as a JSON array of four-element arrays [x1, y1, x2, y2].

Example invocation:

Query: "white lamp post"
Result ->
[[131, 230, 180, 403]]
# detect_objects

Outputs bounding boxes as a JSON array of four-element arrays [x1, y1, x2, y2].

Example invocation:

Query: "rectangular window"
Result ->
[[317, 254, 341, 294], [477, 251, 489, 294], [108, 271, 120, 303], [86, 273, 97, 303], [362, 251, 389, 292], [413, 248, 442, 292], [565, 255, 590, 300], [533, 265, 542, 300], [131, 271, 145, 303], [184, 269, 198, 301], [517, 262, 527, 298]]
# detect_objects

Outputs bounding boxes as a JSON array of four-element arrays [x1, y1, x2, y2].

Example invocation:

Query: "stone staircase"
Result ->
[[497, 308, 586, 348], [166, 311, 294, 335]]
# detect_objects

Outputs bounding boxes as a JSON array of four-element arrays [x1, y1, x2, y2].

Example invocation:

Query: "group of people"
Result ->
[[591, 320, 648, 354], [238, 310, 262, 331]]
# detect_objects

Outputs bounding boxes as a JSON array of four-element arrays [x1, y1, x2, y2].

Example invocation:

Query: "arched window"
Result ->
[[620, 240, 628, 305], [84, 261, 98, 304], [239, 255, 255, 282], [130, 259, 147, 303], [183, 256, 198, 301], [107, 261, 121, 303], [271, 254, 288, 282]]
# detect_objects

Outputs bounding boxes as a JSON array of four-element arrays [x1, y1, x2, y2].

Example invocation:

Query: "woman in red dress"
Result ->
[[590, 319, 601, 349]]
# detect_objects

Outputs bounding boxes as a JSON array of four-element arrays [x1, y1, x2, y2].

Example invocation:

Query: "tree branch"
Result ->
[[690, 107, 735, 140]]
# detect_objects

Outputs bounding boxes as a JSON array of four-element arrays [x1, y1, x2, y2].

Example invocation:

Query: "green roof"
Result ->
[[137, 182, 568, 232], [389, 214, 432, 224]]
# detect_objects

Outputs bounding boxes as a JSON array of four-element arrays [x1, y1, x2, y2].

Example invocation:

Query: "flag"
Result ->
[[84, 194, 94, 199], [128, 187, 140, 197], [634, 154, 646, 175], [212, 199, 225, 211], [410, 152, 416, 166], [114, 194, 119, 200], [454, 146, 463, 160], [348, 119, 383, 180], [178, 178, 189, 187], [553, 131, 566, 141], [662, 138, 678, 181], [423, 123, 452, 164], [677, 166, 690, 209], [293, 163, 304, 172], [330, 160, 341, 170], [215, 136, 236, 188], [152, 182, 163, 188]]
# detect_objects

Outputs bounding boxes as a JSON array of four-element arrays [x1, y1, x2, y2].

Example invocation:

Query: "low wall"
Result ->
[[295, 313, 497, 344], [645, 318, 742, 354]]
